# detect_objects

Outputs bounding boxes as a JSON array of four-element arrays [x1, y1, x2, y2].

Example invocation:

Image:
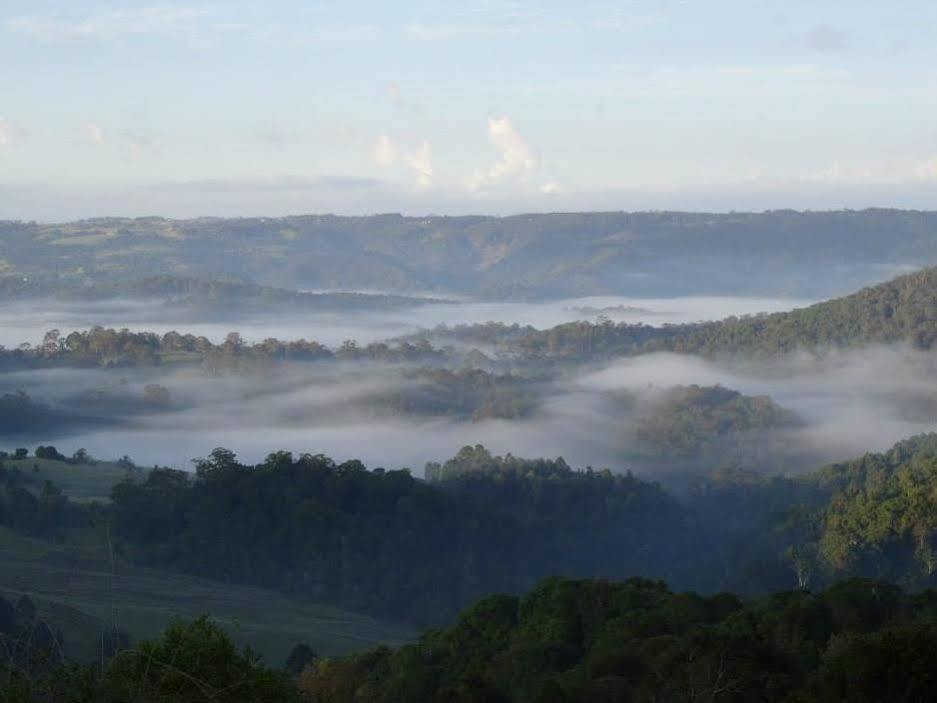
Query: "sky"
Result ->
[[2, 0, 937, 220]]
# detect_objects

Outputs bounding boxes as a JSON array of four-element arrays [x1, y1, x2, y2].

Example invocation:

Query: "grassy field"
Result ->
[[0, 456, 418, 665], [0, 527, 416, 665], [5, 456, 136, 503]]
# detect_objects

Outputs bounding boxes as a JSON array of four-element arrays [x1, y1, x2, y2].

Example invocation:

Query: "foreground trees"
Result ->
[[300, 577, 937, 703], [7, 577, 937, 702], [1, 617, 296, 703]]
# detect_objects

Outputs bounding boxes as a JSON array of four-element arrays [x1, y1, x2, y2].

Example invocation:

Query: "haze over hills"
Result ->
[[3, 209, 936, 299]]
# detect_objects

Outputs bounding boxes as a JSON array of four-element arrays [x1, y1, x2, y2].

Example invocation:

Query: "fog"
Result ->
[[574, 347, 937, 468], [2, 338, 934, 480], [0, 294, 814, 350]]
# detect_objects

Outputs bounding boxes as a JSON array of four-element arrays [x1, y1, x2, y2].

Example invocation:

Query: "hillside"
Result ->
[[0, 274, 448, 312], [484, 266, 937, 360], [0, 527, 415, 665], [107, 447, 703, 625], [804, 433, 937, 587], [2, 210, 935, 298], [686, 433, 937, 594]]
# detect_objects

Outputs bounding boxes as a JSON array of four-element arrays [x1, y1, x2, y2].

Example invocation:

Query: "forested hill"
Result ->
[[106, 446, 703, 625], [495, 265, 937, 360], [1, 209, 934, 298]]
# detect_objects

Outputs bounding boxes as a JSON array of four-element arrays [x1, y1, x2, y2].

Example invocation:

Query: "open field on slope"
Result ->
[[0, 526, 416, 665]]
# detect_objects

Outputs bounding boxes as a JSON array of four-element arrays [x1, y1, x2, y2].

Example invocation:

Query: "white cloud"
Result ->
[[539, 181, 565, 195], [799, 159, 937, 186], [373, 135, 433, 188], [372, 135, 398, 166], [86, 123, 105, 146], [801, 161, 844, 183], [0, 119, 10, 147], [915, 158, 937, 181], [404, 142, 434, 189], [467, 116, 537, 191]]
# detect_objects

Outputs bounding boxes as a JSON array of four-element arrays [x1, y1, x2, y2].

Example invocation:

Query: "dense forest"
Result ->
[[107, 447, 701, 624], [300, 576, 937, 703], [1, 210, 934, 298], [624, 384, 801, 469], [99, 433, 937, 623]]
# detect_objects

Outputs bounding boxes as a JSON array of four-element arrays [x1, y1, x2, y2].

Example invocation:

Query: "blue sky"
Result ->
[[3, 0, 937, 220]]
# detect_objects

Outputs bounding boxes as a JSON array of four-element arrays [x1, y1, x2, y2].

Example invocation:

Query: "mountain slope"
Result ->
[[2, 209, 936, 298]]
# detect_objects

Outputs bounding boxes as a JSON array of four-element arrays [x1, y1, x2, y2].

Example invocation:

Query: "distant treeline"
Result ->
[[2, 266, 934, 374], [421, 266, 937, 361], [0, 327, 446, 371]]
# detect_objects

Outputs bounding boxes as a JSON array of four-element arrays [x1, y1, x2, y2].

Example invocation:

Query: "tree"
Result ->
[[100, 617, 296, 702], [70, 448, 93, 465], [284, 643, 317, 677]]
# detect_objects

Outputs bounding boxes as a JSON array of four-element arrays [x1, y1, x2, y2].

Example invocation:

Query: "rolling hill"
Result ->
[[3, 209, 936, 298]]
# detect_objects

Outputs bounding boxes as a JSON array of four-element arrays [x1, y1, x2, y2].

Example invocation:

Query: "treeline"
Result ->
[[0, 327, 445, 371], [430, 266, 937, 362], [301, 576, 937, 702], [5, 265, 935, 373], [108, 447, 701, 624]]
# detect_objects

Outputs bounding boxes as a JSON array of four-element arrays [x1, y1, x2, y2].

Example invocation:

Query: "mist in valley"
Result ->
[[2, 319, 933, 483], [0, 293, 815, 350]]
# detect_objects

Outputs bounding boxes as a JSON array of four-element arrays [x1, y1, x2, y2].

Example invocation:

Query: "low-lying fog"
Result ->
[[0, 294, 814, 350], [2, 344, 934, 480]]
